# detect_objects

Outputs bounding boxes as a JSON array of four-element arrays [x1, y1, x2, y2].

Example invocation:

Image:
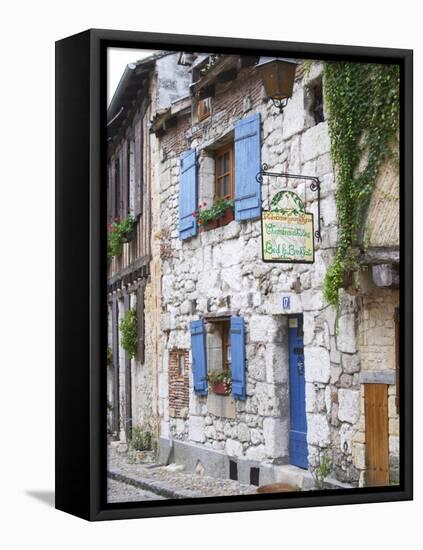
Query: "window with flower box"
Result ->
[[178, 113, 262, 240]]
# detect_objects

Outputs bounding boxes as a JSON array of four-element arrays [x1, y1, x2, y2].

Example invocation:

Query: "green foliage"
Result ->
[[302, 59, 313, 78], [322, 61, 399, 307], [310, 446, 333, 489], [108, 215, 136, 260], [193, 197, 234, 227], [119, 308, 137, 359], [129, 426, 151, 451]]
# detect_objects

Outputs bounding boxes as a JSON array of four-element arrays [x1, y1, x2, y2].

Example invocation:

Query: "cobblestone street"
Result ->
[[107, 445, 258, 502], [108, 479, 166, 503]]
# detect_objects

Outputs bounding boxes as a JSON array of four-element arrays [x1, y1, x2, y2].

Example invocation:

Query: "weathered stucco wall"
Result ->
[[364, 156, 399, 248]]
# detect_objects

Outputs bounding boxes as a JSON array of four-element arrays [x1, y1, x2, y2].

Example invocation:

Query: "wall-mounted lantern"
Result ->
[[257, 57, 298, 113]]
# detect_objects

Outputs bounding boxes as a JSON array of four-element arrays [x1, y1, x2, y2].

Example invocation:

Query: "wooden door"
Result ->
[[364, 384, 389, 486], [288, 315, 308, 469]]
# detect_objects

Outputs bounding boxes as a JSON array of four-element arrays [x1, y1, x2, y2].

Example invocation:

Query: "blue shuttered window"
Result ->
[[230, 316, 246, 400], [234, 113, 261, 221], [190, 320, 208, 396], [179, 149, 198, 240]]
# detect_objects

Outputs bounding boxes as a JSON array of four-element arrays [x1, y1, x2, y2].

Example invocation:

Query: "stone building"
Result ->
[[106, 53, 191, 446], [151, 54, 400, 489], [106, 51, 400, 490]]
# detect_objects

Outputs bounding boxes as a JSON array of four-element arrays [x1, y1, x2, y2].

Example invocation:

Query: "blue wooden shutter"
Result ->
[[190, 319, 207, 395], [179, 149, 198, 240], [234, 113, 261, 221], [230, 316, 246, 400]]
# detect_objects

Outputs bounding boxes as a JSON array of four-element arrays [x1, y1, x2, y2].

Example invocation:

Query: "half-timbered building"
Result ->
[[106, 53, 191, 448]]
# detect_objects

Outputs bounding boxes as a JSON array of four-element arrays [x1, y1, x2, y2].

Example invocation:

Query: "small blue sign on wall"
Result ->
[[282, 296, 291, 310]]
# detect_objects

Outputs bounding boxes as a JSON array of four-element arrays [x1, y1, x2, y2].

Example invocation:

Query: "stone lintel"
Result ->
[[201, 309, 239, 320], [360, 370, 396, 385]]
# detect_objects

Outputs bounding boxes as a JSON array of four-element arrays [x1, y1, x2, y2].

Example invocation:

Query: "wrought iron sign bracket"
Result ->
[[256, 163, 321, 241]]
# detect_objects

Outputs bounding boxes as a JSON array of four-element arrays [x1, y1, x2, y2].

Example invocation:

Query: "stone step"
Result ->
[[261, 463, 353, 491], [271, 464, 314, 489]]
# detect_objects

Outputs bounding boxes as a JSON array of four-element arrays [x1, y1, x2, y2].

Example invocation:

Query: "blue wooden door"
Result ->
[[288, 315, 308, 469]]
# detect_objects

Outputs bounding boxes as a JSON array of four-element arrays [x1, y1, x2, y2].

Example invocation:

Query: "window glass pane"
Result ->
[[224, 175, 230, 196], [217, 156, 223, 177], [217, 178, 224, 198], [224, 152, 230, 173]]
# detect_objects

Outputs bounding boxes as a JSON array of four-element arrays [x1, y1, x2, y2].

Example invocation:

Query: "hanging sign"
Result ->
[[261, 190, 315, 263]]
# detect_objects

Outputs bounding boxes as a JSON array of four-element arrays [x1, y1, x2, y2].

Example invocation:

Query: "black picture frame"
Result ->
[[55, 28, 413, 521]]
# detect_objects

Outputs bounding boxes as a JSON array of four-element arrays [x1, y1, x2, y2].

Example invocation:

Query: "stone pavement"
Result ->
[[107, 445, 258, 502], [108, 478, 166, 503]]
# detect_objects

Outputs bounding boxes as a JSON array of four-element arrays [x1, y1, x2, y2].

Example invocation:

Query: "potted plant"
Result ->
[[107, 215, 137, 259], [207, 369, 232, 395], [119, 308, 138, 359], [120, 214, 137, 243], [193, 197, 234, 232], [218, 207, 235, 227]]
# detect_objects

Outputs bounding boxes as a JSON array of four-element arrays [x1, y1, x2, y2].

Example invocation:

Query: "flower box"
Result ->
[[211, 381, 231, 396], [200, 218, 218, 232], [217, 208, 234, 227]]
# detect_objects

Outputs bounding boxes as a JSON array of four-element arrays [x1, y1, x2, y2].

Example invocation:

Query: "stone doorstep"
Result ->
[[269, 464, 311, 489], [108, 469, 203, 500], [269, 464, 353, 491]]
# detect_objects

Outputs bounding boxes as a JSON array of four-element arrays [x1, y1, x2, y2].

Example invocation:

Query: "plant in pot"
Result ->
[[119, 308, 137, 359], [107, 346, 113, 367], [193, 197, 234, 231], [207, 369, 232, 395], [107, 214, 137, 260]]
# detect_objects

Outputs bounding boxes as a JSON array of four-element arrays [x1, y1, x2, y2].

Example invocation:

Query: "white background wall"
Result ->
[[0, 1, 420, 548]]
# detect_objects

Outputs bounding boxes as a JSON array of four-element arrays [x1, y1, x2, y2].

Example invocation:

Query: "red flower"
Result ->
[[198, 219, 203, 225]]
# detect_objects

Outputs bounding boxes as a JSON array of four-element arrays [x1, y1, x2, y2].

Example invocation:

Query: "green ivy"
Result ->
[[322, 61, 399, 307], [119, 308, 137, 359]]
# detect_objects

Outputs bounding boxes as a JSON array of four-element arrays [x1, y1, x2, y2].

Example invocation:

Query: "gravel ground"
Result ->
[[107, 445, 258, 502], [107, 479, 166, 503]]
